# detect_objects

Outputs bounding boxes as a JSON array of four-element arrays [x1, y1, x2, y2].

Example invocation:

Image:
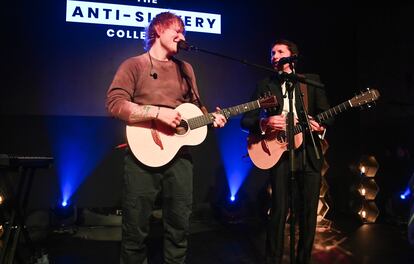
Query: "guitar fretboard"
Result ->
[[292, 100, 352, 135], [188, 100, 261, 130], [316, 100, 352, 122]]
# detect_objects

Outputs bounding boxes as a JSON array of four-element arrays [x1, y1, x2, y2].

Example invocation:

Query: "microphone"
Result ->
[[274, 55, 298, 67], [178, 40, 196, 51]]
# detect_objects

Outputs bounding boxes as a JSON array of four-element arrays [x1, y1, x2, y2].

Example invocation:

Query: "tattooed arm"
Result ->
[[106, 97, 182, 129], [129, 105, 160, 123], [129, 104, 183, 129]]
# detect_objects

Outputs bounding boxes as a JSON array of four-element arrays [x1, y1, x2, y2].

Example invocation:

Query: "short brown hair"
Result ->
[[272, 39, 299, 56]]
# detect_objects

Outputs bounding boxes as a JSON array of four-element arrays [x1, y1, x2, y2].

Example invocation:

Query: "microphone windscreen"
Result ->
[[178, 40, 190, 51]]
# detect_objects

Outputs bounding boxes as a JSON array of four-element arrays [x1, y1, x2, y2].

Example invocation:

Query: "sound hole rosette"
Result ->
[[175, 119, 189, 136]]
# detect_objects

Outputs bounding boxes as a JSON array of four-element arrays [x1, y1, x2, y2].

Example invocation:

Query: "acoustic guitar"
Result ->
[[247, 89, 380, 170], [127, 96, 278, 167]]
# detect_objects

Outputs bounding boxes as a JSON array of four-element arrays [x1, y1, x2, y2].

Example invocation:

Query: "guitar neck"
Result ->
[[188, 100, 262, 130], [292, 100, 353, 135], [277, 89, 379, 136], [316, 100, 353, 122]]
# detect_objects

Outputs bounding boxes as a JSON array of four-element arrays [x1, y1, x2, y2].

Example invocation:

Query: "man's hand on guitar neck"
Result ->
[[308, 116, 327, 140], [308, 116, 325, 133], [212, 107, 227, 128]]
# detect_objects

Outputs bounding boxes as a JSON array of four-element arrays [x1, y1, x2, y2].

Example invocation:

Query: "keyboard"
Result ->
[[0, 154, 54, 168]]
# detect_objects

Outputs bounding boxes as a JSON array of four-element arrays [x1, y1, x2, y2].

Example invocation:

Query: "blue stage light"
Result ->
[[47, 116, 118, 207], [400, 187, 411, 200], [230, 195, 235, 202], [51, 198, 77, 227], [216, 118, 253, 200]]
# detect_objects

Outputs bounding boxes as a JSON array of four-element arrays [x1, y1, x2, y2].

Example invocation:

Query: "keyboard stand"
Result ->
[[0, 155, 53, 264]]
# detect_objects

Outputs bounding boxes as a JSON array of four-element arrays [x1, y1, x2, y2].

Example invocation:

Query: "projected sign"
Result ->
[[66, 0, 221, 39]]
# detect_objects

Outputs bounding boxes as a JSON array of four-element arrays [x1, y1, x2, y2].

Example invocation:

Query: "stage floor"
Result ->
[[23, 211, 414, 264]]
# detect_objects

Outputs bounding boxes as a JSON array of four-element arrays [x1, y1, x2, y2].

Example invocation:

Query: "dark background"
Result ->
[[2, 1, 413, 220]]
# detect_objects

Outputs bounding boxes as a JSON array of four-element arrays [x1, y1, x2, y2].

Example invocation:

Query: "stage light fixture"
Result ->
[[50, 199, 77, 227], [358, 178, 379, 200], [358, 200, 379, 223], [212, 188, 249, 225], [317, 141, 330, 225], [320, 175, 329, 198], [358, 155, 379, 177], [320, 159, 330, 179], [317, 197, 330, 222], [356, 156, 379, 223], [400, 187, 411, 200], [0, 195, 3, 205]]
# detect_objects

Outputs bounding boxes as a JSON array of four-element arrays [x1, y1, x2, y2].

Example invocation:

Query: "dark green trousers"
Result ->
[[120, 151, 193, 264]]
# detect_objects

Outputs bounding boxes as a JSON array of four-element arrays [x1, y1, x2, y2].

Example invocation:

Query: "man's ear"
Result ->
[[154, 25, 162, 37]]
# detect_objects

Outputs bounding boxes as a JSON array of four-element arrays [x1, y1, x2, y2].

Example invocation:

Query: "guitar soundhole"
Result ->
[[175, 120, 189, 135]]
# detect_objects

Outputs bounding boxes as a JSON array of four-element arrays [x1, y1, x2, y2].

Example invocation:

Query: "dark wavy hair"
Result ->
[[145, 12, 185, 51]]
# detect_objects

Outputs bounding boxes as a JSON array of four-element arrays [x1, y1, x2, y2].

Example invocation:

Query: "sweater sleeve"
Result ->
[[106, 58, 142, 123]]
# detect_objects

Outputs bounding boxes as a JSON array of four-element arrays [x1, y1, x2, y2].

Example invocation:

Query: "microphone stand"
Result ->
[[281, 64, 321, 264], [283, 70, 297, 264], [180, 41, 322, 263]]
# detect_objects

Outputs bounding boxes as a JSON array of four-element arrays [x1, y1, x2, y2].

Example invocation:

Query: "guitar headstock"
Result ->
[[259, 93, 278, 109], [349, 88, 380, 108]]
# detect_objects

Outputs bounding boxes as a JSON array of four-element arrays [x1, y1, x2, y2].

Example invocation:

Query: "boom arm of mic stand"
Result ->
[[182, 44, 325, 89], [280, 72, 325, 88], [183, 46, 277, 74]]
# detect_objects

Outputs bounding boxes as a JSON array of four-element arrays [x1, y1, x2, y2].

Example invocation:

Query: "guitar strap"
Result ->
[[173, 57, 209, 115], [298, 74, 329, 159], [298, 75, 309, 111]]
